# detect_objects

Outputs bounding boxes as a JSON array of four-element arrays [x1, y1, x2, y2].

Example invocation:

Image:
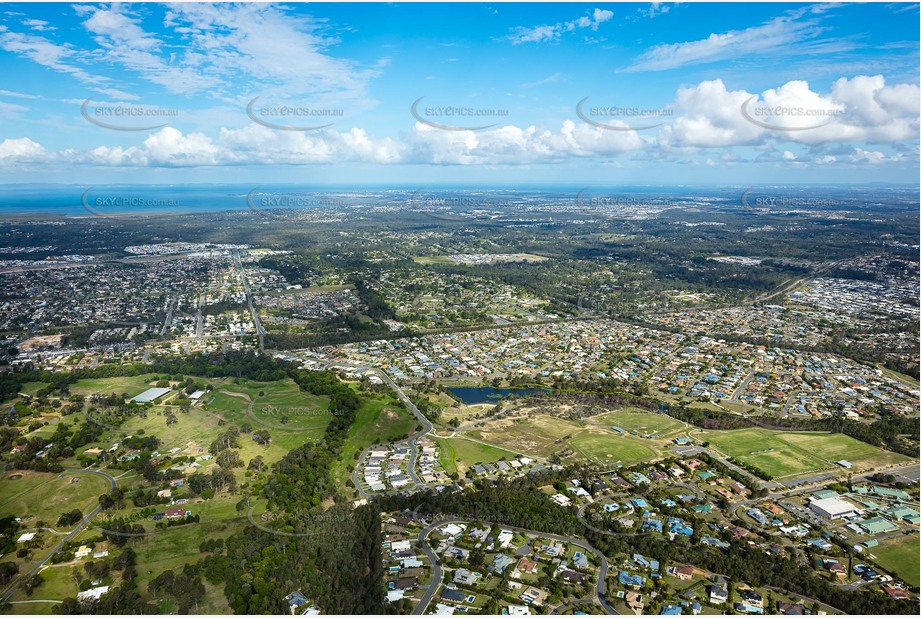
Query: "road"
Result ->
[[195, 291, 204, 337], [413, 518, 617, 615], [159, 294, 177, 336], [232, 248, 265, 350], [0, 468, 117, 604], [327, 361, 433, 486]]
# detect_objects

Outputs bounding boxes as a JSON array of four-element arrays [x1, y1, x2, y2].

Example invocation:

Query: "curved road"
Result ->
[[328, 361, 433, 486], [412, 518, 617, 615], [0, 468, 117, 604]]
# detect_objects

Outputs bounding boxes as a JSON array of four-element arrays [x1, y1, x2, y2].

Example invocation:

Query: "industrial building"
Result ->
[[809, 497, 860, 520]]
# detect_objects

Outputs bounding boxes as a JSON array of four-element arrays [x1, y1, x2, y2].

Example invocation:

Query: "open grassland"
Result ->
[[435, 437, 516, 475], [872, 536, 920, 587], [589, 409, 687, 436], [467, 414, 664, 467], [68, 374, 160, 398], [704, 428, 912, 478], [0, 470, 109, 526], [568, 433, 658, 467]]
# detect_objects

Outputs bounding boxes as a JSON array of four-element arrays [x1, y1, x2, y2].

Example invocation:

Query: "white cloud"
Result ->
[[0, 137, 45, 161], [658, 75, 919, 148], [521, 72, 562, 89], [626, 5, 845, 71], [0, 29, 103, 84], [636, 3, 677, 19], [21, 18, 55, 32], [507, 8, 613, 45]]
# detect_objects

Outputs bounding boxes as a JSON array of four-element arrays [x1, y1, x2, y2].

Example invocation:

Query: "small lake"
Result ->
[[447, 386, 551, 405]]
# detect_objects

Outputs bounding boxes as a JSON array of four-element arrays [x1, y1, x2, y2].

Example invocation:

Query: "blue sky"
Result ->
[[0, 2, 918, 185]]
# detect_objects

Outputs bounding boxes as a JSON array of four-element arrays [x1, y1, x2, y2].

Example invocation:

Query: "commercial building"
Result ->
[[809, 497, 859, 520]]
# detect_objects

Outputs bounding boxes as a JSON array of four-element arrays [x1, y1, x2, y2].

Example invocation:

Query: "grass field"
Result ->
[[467, 414, 665, 467], [435, 437, 517, 475], [872, 536, 920, 587], [704, 429, 912, 478], [590, 409, 686, 436], [68, 374, 160, 398], [0, 470, 109, 526], [569, 433, 658, 467], [332, 396, 418, 490]]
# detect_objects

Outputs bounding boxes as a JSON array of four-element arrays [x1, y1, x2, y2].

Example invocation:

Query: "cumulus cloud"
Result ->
[[3, 74, 916, 171], [659, 75, 919, 148], [0, 137, 46, 161]]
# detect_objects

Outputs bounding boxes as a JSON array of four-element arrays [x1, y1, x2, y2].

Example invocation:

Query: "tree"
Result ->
[[57, 509, 83, 527], [22, 573, 43, 596], [0, 562, 18, 585], [248, 456, 265, 472], [217, 450, 243, 469]]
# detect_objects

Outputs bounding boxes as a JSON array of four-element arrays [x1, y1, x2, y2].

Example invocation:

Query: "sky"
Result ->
[[0, 2, 918, 186]]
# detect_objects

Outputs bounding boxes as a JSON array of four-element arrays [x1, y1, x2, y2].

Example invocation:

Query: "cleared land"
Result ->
[[467, 414, 664, 467], [872, 536, 920, 588], [589, 409, 686, 436], [0, 470, 109, 525], [569, 433, 658, 467], [704, 429, 912, 478], [435, 437, 517, 475]]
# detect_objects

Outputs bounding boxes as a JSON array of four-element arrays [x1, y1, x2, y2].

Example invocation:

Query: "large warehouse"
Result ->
[[130, 387, 171, 403], [809, 497, 860, 520]]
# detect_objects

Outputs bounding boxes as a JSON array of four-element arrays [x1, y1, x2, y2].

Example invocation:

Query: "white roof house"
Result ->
[[77, 586, 110, 602]]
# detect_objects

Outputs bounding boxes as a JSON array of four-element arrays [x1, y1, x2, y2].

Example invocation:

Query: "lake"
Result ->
[[446, 386, 551, 405]]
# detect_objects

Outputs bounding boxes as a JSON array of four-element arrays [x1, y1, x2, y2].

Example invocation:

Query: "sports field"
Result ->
[[704, 429, 912, 478], [68, 374, 160, 398], [872, 536, 920, 587], [569, 433, 658, 467], [590, 409, 686, 436]]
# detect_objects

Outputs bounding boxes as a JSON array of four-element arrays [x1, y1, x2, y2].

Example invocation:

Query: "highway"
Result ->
[[232, 248, 265, 350], [195, 291, 204, 337], [0, 468, 117, 604], [412, 517, 617, 615]]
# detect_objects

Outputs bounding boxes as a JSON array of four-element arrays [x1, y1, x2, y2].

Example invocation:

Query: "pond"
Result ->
[[446, 386, 551, 405]]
